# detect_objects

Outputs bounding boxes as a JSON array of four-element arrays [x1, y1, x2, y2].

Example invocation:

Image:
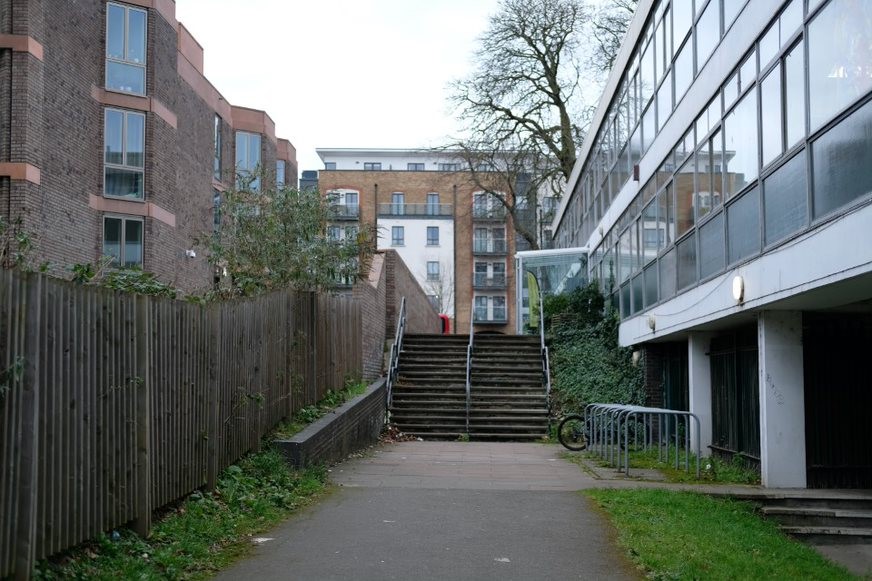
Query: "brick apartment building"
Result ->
[[0, 0, 298, 293], [316, 148, 521, 334]]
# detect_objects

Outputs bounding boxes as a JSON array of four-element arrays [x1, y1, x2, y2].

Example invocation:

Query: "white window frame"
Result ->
[[392, 226, 404, 246], [427, 261, 440, 281], [426, 226, 439, 246]]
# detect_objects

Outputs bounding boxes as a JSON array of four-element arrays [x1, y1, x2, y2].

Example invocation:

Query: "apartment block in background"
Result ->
[[315, 148, 521, 333], [0, 1, 298, 293]]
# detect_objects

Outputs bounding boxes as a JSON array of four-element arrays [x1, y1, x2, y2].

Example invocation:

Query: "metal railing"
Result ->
[[465, 305, 474, 434], [472, 238, 507, 254], [584, 403, 701, 478], [473, 307, 507, 323], [377, 203, 453, 217], [329, 204, 360, 219], [472, 206, 508, 220], [386, 297, 407, 409], [472, 273, 507, 289], [538, 286, 552, 405]]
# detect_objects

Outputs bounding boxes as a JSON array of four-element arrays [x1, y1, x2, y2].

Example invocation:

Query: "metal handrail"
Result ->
[[386, 297, 407, 409], [538, 282, 551, 401], [465, 305, 474, 434]]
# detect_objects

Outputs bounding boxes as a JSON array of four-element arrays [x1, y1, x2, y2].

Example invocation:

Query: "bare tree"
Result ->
[[589, 0, 638, 74], [448, 0, 638, 251], [421, 260, 455, 316]]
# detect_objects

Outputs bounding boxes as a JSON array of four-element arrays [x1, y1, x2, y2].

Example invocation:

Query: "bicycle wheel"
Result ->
[[557, 414, 587, 451]]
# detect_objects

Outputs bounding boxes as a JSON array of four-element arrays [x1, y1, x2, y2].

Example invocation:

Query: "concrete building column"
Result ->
[[758, 311, 806, 488], [688, 332, 714, 455]]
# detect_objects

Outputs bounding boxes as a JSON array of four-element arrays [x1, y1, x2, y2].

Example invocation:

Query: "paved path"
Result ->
[[216, 442, 639, 580]]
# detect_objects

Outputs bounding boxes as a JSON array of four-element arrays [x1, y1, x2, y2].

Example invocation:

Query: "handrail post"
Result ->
[[465, 305, 474, 435]]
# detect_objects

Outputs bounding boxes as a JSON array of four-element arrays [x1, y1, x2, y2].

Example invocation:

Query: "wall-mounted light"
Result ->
[[732, 275, 744, 303], [185, 249, 197, 259], [646, 315, 656, 332]]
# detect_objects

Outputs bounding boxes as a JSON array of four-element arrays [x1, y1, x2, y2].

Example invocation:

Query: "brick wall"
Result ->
[[353, 253, 387, 381], [383, 249, 441, 335], [0, 2, 296, 294]]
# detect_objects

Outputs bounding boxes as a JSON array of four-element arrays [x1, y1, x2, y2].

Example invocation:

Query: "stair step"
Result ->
[[779, 526, 872, 544], [469, 433, 546, 441]]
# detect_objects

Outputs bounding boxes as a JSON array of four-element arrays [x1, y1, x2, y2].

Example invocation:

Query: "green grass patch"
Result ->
[[273, 379, 369, 439], [35, 448, 329, 580], [586, 489, 855, 581], [627, 446, 761, 485]]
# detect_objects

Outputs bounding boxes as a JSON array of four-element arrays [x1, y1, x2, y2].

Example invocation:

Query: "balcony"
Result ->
[[473, 205, 508, 221], [377, 203, 453, 218], [329, 204, 360, 220], [473, 308, 508, 324], [473, 273, 507, 289], [473, 238, 507, 255]]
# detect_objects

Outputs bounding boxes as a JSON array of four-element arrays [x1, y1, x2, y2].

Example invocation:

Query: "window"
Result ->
[[723, 87, 758, 198], [103, 216, 143, 266], [213, 190, 221, 233], [106, 3, 147, 95], [276, 160, 286, 187], [391, 226, 404, 246], [427, 193, 440, 215], [474, 296, 488, 321], [493, 296, 506, 321], [427, 261, 439, 281], [812, 98, 872, 219], [364, 162, 381, 171], [407, 163, 425, 171], [390, 192, 405, 215], [426, 226, 439, 246], [327, 226, 340, 240], [698, 212, 725, 280], [492, 262, 506, 283], [235, 131, 261, 191], [727, 186, 760, 264], [427, 295, 439, 310], [104, 108, 145, 199], [345, 191, 359, 215], [324, 162, 336, 170], [438, 163, 459, 171], [808, 0, 872, 130], [764, 152, 807, 245], [213, 116, 222, 180]]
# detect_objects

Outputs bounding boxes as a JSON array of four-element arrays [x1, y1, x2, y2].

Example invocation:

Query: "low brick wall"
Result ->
[[274, 378, 387, 469]]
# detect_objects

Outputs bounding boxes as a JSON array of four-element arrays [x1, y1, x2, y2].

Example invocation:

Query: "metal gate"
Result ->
[[710, 327, 760, 460], [804, 313, 872, 489]]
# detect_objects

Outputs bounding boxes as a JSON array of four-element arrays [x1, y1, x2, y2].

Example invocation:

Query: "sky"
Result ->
[[174, 0, 502, 174]]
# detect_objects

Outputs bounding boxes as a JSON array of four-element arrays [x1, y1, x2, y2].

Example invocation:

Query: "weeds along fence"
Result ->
[[0, 270, 362, 578]]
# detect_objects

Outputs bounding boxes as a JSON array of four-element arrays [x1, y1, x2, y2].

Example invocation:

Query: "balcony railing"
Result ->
[[473, 238, 507, 255], [473, 308, 507, 324], [329, 204, 360, 220], [377, 203, 453, 217], [472, 206, 508, 220], [473, 273, 507, 289]]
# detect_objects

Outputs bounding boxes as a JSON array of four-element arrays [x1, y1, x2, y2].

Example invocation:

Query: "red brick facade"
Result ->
[[0, 0, 298, 293]]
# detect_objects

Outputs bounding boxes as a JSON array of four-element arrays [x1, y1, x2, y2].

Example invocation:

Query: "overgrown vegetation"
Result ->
[[200, 175, 374, 297], [272, 378, 369, 439], [628, 446, 761, 485], [546, 283, 644, 414], [35, 448, 328, 580], [72, 257, 181, 298], [586, 489, 854, 580]]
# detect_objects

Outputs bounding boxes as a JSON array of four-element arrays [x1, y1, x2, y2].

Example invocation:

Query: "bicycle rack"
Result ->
[[583, 403, 701, 478]]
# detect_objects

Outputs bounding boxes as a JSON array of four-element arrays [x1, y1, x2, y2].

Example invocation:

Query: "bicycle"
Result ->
[[557, 414, 589, 451]]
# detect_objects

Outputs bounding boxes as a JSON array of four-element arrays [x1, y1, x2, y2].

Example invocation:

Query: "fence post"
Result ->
[[14, 273, 42, 581], [132, 294, 152, 538], [285, 291, 294, 420], [206, 306, 221, 491]]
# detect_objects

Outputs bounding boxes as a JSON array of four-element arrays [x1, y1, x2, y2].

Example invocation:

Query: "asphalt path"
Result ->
[[215, 442, 639, 580]]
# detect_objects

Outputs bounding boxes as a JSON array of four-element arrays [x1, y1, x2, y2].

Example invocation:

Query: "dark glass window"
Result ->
[[426, 226, 439, 246], [812, 98, 872, 219], [620, 283, 631, 319], [764, 152, 808, 245], [644, 263, 659, 308], [677, 234, 697, 290], [103, 216, 143, 267], [727, 186, 761, 264], [391, 226, 404, 246], [761, 64, 783, 166], [632, 273, 644, 314], [784, 41, 805, 149], [724, 87, 758, 198], [659, 246, 677, 301], [808, 0, 872, 129], [699, 212, 725, 280], [675, 158, 695, 237]]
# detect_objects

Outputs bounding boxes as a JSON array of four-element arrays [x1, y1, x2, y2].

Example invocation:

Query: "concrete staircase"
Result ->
[[751, 492, 872, 545], [390, 334, 549, 441]]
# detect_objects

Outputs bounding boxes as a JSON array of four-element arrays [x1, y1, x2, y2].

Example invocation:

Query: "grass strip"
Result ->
[[272, 380, 368, 439], [35, 448, 329, 580], [585, 489, 855, 581]]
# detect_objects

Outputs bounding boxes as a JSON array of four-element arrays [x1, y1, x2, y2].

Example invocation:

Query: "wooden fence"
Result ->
[[0, 270, 362, 578]]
